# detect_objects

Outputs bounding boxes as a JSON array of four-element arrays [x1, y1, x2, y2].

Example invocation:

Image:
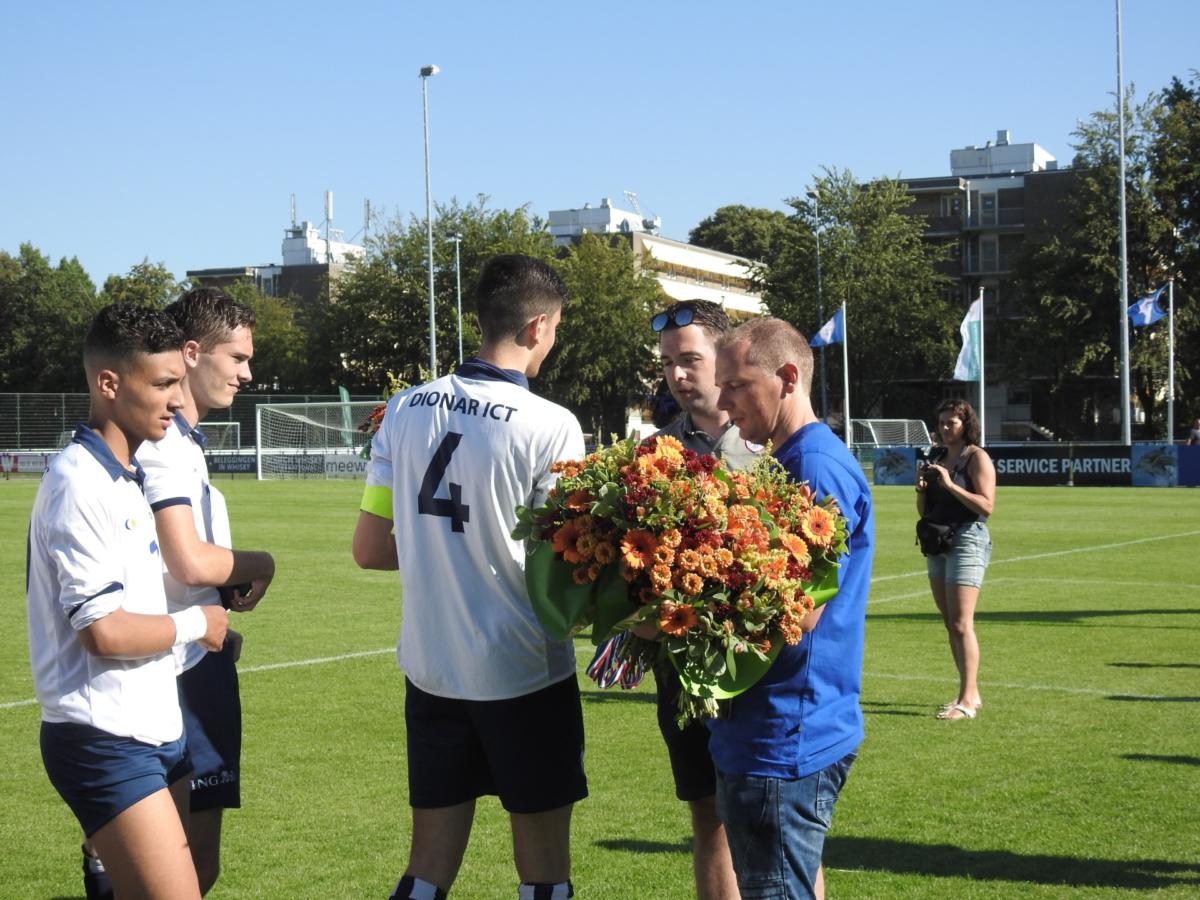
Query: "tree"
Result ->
[[538, 234, 664, 437], [0, 244, 99, 391], [762, 169, 955, 423], [1008, 84, 1199, 439], [317, 197, 557, 393], [221, 281, 312, 392], [688, 205, 799, 266], [98, 260, 180, 308]]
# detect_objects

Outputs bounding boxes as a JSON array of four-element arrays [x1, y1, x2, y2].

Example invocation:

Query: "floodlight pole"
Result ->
[[1115, 1, 1132, 445], [420, 64, 440, 378], [1167, 278, 1175, 442], [808, 189, 828, 421]]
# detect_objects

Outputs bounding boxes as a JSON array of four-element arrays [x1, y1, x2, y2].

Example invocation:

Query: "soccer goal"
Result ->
[[849, 418, 932, 448], [201, 421, 241, 451], [255, 401, 382, 479]]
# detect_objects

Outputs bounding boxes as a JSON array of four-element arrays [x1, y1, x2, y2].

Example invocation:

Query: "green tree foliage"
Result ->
[[762, 169, 954, 421], [688, 205, 799, 266], [97, 259, 180, 308], [1010, 82, 1200, 439], [221, 281, 311, 392], [320, 197, 556, 392], [0, 244, 100, 391], [538, 234, 664, 438]]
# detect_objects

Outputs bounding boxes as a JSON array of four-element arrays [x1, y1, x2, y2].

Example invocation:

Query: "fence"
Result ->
[[0, 392, 379, 451]]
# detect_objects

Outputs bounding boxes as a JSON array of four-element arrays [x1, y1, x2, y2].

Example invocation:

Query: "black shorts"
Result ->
[[654, 660, 717, 802], [405, 674, 587, 814], [178, 640, 242, 811]]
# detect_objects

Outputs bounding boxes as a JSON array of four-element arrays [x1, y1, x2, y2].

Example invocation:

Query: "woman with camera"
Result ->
[[916, 399, 996, 721]]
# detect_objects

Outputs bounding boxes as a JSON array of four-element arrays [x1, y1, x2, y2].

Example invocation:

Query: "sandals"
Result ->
[[939, 699, 982, 711], [937, 703, 977, 721]]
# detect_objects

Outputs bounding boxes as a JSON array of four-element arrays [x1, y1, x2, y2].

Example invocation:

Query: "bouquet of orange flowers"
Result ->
[[513, 434, 849, 724]]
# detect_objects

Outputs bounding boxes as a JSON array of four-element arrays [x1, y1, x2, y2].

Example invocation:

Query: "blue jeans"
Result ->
[[715, 753, 856, 899]]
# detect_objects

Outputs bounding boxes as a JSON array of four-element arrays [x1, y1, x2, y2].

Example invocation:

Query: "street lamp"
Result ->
[[450, 232, 464, 365], [807, 189, 828, 421], [420, 64, 440, 378]]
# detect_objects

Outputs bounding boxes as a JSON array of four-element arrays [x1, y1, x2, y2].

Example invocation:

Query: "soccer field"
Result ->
[[1, 479, 1197, 898]]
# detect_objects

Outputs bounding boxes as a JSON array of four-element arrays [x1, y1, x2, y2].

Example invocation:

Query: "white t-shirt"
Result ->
[[364, 365, 585, 701], [137, 413, 232, 673], [26, 426, 182, 745]]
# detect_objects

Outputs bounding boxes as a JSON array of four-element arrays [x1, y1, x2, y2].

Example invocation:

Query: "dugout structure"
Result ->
[[850, 418, 932, 448], [256, 401, 380, 479]]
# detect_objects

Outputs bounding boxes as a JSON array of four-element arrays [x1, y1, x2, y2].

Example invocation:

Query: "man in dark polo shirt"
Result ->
[[648, 299, 759, 900]]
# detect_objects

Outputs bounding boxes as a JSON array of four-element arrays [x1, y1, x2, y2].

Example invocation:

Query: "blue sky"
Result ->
[[2, 0, 1197, 285]]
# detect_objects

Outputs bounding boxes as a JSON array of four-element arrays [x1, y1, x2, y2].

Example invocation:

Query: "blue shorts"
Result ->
[[716, 752, 856, 899], [40, 721, 191, 838], [926, 520, 992, 589], [178, 640, 242, 811]]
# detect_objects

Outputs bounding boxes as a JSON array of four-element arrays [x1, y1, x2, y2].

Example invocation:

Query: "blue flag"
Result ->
[[810, 308, 844, 347], [1128, 285, 1167, 326]]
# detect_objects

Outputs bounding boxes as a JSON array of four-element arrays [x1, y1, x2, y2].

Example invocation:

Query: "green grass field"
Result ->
[[2, 478, 1197, 898]]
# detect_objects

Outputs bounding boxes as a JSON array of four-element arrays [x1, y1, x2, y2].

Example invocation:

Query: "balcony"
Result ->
[[965, 207, 1025, 229]]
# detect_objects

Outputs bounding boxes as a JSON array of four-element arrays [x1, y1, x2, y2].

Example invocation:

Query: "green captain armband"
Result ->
[[360, 485, 394, 519]]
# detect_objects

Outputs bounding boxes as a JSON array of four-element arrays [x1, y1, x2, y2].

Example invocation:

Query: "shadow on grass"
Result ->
[[1122, 753, 1200, 766], [868, 609, 1200, 628], [825, 836, 1200, 890], [1107, 694, 1200, 703], [595, 837, 691, 854], [862, 708, 923, 717], [1108, 661, 1200, 669], [582, 691, 656, 704]]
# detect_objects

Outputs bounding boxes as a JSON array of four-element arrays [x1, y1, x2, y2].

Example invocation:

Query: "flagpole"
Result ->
[[1167, 279, 1175, 442], [978, 286, 986, 447], [841, 302, 851, 450], [1116, 0, 1132, 445]]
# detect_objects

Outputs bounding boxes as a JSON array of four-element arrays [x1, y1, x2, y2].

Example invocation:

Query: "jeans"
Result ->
[[715, 752, 856, 899]]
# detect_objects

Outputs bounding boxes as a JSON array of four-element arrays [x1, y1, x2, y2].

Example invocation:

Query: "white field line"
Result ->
[[871, 528, 1200, 584], [868, 576, 1200, 607]]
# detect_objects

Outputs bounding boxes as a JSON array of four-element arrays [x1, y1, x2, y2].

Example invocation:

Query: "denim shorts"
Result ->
[[40, 721, 191, 837], [926, 520, 992, 588], [715, 752, 856, 899]]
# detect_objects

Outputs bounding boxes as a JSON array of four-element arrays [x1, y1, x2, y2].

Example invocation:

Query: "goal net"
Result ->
[[200, 421, 241, 451], [256, 401, 381, 479], [849, 418, 932, 448]]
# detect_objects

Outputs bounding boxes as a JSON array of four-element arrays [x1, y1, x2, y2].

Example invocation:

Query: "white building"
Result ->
[[548, 198, 764, 319]]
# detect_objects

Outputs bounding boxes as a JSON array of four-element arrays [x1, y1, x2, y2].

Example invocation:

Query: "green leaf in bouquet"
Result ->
[[806, 561, 841, 609], [725, 645, 738, 681], [524, 543, 598, 640], [671, 630, 784, 700], [588, 566, 638, 645]]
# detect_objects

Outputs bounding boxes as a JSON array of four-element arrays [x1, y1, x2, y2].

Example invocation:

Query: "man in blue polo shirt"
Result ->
[[711, 317, 874, 900], [27, 304, 227, 900]]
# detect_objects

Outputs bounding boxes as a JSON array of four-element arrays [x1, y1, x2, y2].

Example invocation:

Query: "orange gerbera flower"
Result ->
[[551, 520, 585, 564], [801, 507, 836, 548], [564, 490, 593, 512], [659, 603, 698, 637], [779, 532, 812, 567], [621, 530, 658, 571]]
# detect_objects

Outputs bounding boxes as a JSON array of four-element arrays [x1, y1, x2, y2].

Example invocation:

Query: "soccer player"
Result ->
[[353, 254, 587, 900], [27, 303, 227, 900], [710, 317, 874, 900], [130, 286, 276, 895], [647, 299, 758, 900]]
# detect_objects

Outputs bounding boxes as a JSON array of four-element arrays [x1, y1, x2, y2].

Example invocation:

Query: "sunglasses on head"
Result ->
[[651, 307, 695, 332]]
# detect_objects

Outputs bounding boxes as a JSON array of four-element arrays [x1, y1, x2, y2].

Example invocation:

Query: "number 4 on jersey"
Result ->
[[418, 432, 471, 533]]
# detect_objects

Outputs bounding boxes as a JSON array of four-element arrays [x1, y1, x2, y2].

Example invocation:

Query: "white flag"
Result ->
[[954, 297, 983, 381]]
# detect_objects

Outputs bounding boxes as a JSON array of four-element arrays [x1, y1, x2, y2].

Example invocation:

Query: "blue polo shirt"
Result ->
[[707, 421, 873, 778]]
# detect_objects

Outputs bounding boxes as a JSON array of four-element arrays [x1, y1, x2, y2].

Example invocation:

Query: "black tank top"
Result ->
[[925, 447, 989, 526]]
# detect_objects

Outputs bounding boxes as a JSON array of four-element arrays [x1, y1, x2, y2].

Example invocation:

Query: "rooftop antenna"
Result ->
[[623, 190, 661, 233], [364, 198, 371, 243], [290, 192, 297, 227], [324, 190, 334, 264]]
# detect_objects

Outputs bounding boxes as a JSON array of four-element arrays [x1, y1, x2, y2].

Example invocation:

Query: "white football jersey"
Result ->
[[26, 427, 182, 745], [137, 413, 231, 673], [364, 364, 585, 701]]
